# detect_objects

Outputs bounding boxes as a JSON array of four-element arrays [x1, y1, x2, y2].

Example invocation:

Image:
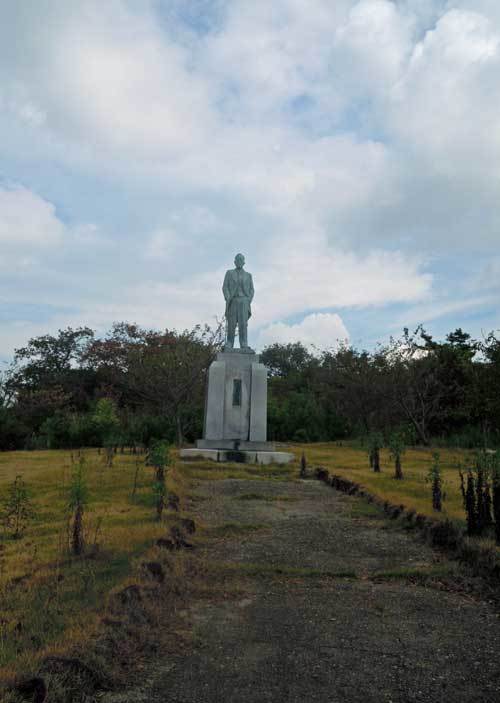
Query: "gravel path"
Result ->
[[103, 474, 500, 703]]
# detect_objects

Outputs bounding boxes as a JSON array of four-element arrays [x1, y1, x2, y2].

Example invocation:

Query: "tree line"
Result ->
[[0, 323, 499, 451]]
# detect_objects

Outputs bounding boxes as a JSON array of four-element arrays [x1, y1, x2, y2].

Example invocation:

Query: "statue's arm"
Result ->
[[222, 271, 231, 302], [249, 274, 254, 303]]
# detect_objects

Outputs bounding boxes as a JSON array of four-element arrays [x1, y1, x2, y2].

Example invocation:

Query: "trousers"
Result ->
[[226, 296, 250, 348]]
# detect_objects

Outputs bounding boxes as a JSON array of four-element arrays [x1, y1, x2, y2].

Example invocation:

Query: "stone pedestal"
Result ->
[[180, 350, 294, 465], [202, 351, 267, 444]]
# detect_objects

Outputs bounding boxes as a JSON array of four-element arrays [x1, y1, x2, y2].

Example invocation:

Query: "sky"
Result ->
[[1, 0, 499, 360]]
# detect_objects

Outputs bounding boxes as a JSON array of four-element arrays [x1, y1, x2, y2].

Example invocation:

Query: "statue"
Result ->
[[223, 253, 254, 351]]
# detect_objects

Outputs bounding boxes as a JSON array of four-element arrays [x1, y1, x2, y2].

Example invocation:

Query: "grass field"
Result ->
[[0, 441, 495, 684]]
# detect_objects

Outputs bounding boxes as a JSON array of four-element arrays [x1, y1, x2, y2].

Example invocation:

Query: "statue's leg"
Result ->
[[226, 307, 236, 348], [239, 318, 248, 348], [237, 299, 249, 348]]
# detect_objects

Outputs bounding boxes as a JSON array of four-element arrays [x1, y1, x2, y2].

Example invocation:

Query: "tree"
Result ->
[[12, 327, 95, 407], [388, 430, 405, 480], [261, 342, 316, 378], [367, 432, 384, 473], [480, 332, 500, 443], [0, 363, 16, 408], [85, 322, 223, 446], [491, 453, 500, 545], [14, 327, 94, 381], [379, 329, 448, 445], [320, 345, 392, 436]]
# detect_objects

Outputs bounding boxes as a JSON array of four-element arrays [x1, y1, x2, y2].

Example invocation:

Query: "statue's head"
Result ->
[[234, 253, 245, 269]]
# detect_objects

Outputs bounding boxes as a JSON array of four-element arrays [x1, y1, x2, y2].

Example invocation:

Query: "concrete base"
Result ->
[[179, 448, 294, 465]]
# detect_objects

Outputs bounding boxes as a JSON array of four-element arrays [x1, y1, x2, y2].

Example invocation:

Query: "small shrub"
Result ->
[[300, 452, 307, 478], [69, 456, 89, 556], [0, 475, 35, 539], [148, 441, 171, 521], [460, 452, 496, 537], [426, 452, 442, 512]]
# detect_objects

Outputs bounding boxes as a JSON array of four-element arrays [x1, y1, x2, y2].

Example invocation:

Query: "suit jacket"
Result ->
[[223, 268, 254, 318]]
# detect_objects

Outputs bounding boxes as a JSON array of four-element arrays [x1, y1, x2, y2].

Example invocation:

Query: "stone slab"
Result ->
[[217, 350, 260, 363], [196, 439, 275, 451], [223, 353, 252, 439], [249, 362, 267, 442], [179, 448, 294, 465], [204, 360, 226, 439]]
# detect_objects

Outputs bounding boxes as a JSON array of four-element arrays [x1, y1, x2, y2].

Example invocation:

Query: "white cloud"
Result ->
[[144, 228, 181, 261], [0, 186, 64, 248], [257, 312, 349, 351], [390, 10, 500, 170], [334, 0, 415, 94]]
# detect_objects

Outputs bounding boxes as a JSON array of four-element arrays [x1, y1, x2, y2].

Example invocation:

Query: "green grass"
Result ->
[[236, 492, 296, 502], [183, 462, 296, 483], [209, 522, 268, 536], [370, 563, 459, 581], [221, 561, 357, 579], [348, 501, 384, 519]]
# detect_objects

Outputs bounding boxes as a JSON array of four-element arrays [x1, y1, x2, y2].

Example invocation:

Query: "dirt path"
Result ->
[[103, 474, 500, 703]]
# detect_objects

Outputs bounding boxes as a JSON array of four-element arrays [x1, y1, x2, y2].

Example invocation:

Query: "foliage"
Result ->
[[2, 324, 500, 449], [0, 475, 35, 538], [92, 398, 120, 446]]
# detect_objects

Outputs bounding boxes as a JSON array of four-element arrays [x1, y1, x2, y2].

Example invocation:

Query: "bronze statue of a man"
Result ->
[[223, 253, 254, 351]]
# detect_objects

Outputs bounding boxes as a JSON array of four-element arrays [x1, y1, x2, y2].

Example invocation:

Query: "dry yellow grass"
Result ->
[[0, 448, 184, 676], [294, 442, 475, 521]]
